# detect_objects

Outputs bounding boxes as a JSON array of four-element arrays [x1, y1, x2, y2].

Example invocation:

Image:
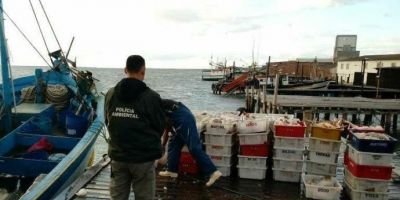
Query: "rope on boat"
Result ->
[[21, 86, 36, 103], [0, 6, 51, 67], [37, 0, 67, 61], [45, 84, 69, 110], [28, 0, 53, 65]]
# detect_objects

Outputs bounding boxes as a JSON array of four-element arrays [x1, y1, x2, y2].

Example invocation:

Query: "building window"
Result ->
[[346, 63, 349, 70], [392, 62, 396, 67], [341, 63, 344, 69]]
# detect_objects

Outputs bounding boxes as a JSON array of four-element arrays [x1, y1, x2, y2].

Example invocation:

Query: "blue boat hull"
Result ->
[[19, 97, 104, 200]]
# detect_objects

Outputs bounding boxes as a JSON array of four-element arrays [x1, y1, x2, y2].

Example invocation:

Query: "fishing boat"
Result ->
[[0, 1, 105, 199], [201, 57, 238, 81], [201, 68, 227, 81]]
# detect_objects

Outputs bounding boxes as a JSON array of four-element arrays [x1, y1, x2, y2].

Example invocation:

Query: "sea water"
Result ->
[[90, 68, 244, 159]]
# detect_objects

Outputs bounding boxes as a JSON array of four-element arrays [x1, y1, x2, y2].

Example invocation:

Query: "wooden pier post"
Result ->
[[256, 88, 261, 113], [380, 114, 386, 127], [352, 114, 357, 124], [384, 113, 393, 134], [364, 114, 372, 125], [273, 74, 279, 114], [245, 86, 249, 111], [324, 113, 330, 121], [393, 114, 398, 138], [250, 86, 255, 113], [262, 85, 267, 113]]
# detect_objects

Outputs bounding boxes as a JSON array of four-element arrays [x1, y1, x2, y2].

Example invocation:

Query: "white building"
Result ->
[[336, 54, 400, 84]]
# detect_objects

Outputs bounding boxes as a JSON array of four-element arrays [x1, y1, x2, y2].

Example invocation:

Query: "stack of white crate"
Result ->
[[272, 119, 306, 183], [204, 113, 239, 176], [236, 114, 269, 180], [306, 137, 341, 176], [305, 126, 342, 177], [344, 131, 395, 200]]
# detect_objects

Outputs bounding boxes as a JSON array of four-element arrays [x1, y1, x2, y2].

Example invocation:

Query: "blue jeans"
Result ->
[[167, 104, 217, 177]]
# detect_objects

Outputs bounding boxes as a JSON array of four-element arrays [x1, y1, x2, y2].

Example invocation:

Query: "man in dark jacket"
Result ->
[[105, 55, 165, 200]]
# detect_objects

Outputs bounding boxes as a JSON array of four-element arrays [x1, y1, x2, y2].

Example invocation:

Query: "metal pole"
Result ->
[[251, 86, 254, 113], [301, 63, 303, 81], [0, 0, 12, 132], [361, 58, 366, 95], [264, 56, 270, 113], [273, 74, 279, 113], [376, 67, 381, 98], [245, 86, 249, 110], [266, 56, 270, 81], [262, 84, 266, 113]]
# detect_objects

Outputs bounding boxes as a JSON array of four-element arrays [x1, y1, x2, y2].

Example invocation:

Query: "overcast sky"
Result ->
[[3, 0, 400, 68]]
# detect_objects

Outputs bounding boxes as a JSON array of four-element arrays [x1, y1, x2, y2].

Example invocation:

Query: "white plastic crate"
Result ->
[[337, 156, 344, 165], [273, 157, 304, 171], [216, 164, 231, 177], [305, 160, 337, 176], [204, 132, 234, 145], [238, 133, 268, 145], [238, 166, 267, 180], [344, 168, 390, 193], [237, 115, 268, 134], [348, 144, 393, 167], [274, 136, 305, 149], [308, 150, 340, 164], [302, 174, 342, 200], [209, 154, 233, 166], [238, 155, 267, 168], [309, 137, 341, 153], [274, 147, 304, 160], [340, 138, 347, 153], [344, 181, 389, 200], [206, 117, 237, 134], [205, 143, 236, 155], [272, 169, 301, 183]]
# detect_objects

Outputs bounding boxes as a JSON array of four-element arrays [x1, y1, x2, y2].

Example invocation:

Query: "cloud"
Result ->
[[329, 0, 371, 6], [158, 9, 201, 23], [228, 24, 262, 33], [150, 53, 196, 61]]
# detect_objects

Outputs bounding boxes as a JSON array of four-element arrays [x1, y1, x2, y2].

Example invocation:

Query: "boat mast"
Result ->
[[0, 0, 13, 132]]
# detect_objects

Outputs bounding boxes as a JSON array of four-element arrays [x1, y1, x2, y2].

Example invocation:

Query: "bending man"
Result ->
[[159, 99, 222, 187]]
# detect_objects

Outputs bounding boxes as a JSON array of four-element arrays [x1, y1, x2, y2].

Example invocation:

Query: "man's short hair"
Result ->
[[126, 55, 145, 72]]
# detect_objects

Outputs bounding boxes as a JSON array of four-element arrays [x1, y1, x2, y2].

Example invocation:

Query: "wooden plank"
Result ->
[[64, 156, 111, 200]]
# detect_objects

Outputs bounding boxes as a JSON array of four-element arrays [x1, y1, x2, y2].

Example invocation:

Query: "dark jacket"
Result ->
[[105, 78, 166, 163]]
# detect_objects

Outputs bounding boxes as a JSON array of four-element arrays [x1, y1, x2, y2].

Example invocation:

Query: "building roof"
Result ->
[[295, 58, 334, 63], [338, 54, 400, 61]]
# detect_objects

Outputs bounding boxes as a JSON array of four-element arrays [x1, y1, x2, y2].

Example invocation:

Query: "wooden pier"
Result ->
[[59, 155, 400, 200], [245, 82, 400, 135]]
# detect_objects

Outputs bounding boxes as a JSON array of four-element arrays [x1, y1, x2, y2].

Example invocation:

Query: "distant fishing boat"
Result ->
[[201, 68, 227, 81], [0, 1, 105, 199], [201, 57, 237, 81]]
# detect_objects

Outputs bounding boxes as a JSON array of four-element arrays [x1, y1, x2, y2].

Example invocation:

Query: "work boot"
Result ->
[[159, 171, 178, 178], [206, 170, 222, 187]]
